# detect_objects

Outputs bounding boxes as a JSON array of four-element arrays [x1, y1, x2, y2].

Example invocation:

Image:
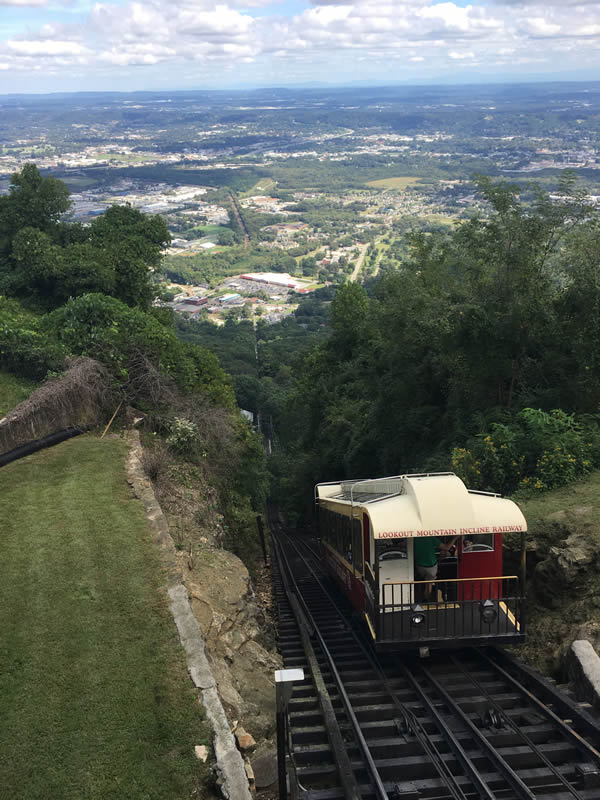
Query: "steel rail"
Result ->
[[394, 661, 498, 800], [272, 533, 363, 800], [449, 653, 586, 800], [418, 663, 538, 800], [288, 534, 476, 800], [478, 648, 600, 763], [279, 533, 390, 800]]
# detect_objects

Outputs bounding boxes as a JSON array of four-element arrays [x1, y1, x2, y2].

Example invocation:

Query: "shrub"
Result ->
[[454, 407, 598, 495], [42, 293, 235, 408], [0, 296, 65, 380], [166, 417, 201, 457], [450, 446, 483, 488], [140, 441, 172, 483]]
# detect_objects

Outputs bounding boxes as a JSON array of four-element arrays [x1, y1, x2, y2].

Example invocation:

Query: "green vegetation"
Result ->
[[164, 243, 296, 286], [0, 370, 36, 416], [519, 470, 600, 527], [0, 295, 66, 379], [0, 165, 170, 310], [0, 435, 212, 800], [201, 175, 600, 519], [514, 470, 600, 673], [239, 178, 276, 198], [452, 408, 600, 495]]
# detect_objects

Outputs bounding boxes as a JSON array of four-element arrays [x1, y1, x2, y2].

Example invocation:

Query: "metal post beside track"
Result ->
[[275, 667, 304, 800]]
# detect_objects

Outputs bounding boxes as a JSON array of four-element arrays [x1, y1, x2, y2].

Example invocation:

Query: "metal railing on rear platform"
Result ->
[[378, 576, 524, 645]]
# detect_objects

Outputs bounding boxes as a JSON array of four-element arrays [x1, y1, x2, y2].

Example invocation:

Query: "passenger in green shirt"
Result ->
[[414, 536, 457, 598]]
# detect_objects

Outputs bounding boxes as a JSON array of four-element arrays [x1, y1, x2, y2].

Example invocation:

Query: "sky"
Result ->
[[1, 0, 600, 94]]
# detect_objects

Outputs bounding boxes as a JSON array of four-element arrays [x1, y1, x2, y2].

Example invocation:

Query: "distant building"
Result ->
[[239, 272, 314, 292]]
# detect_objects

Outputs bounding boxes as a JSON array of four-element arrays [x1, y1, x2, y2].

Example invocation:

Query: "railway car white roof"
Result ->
[[316, 473, 526, 538]]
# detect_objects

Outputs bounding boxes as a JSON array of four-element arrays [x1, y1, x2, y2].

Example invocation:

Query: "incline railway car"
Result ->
[[315, 472, 527, 651]]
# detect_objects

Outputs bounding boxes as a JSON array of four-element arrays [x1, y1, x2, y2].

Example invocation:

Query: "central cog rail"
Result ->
[[272, 530, 600, 800]]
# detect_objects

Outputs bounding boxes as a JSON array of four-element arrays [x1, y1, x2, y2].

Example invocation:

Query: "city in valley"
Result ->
[[2, 83, 599, 324]]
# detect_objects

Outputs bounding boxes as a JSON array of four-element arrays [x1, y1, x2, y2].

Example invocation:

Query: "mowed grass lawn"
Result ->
[[0, 435, 212, 800], [365, 176, 420, 190]]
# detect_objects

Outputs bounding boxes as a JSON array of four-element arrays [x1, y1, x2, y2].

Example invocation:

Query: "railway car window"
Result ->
[[363, 513, 371, 565], [378, 539, 408, 561], [342, 515, 352, 563], [352, 519, 363, 573], [462, 533, 494, 552]]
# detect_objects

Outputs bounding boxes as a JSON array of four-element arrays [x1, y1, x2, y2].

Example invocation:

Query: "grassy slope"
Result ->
[[0, 435, 212, 800], [0, 370, 36, 416], [518, 472, 600, 527]]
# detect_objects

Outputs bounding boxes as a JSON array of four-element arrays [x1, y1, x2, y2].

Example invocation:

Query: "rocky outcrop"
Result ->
[[186, 549, 281, 742], [531, 509, 599, 608], [513, 494, 600, 677]]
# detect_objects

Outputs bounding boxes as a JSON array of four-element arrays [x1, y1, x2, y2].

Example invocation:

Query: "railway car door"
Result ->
[[458, 533, 502, 600], [378, 539, 413, 610]]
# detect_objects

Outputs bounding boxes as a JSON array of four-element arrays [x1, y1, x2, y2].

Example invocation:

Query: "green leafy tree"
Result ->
[[88, 205, 170, 309], [0, 166, 170, 310], [0, 164, 71, 255], [217, 228, 235, 246]]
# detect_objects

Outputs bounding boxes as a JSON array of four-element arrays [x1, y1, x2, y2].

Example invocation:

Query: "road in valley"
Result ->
[[349, 242, 369, 281]]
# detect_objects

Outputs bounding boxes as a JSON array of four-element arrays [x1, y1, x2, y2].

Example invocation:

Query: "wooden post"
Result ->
[[100, 400, 123, 439]]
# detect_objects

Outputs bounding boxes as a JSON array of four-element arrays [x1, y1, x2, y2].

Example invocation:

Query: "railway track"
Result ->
[[271, 530, 600, 800]]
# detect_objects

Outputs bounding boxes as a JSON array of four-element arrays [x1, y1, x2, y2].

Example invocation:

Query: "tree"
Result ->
[[329, 282, 368, 355], [0, 164, 71, 246], [0, 167, 170, 310], [89, 205, 170, 309], [446, 175, 591, 413], [217, 228, 235, 246]]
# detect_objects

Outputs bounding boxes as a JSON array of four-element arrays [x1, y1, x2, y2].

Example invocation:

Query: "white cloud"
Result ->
[[518, 17, 561, 36], [1, 0, 600, 87], [6, 39, 89, 56], [177, 6, 255, 38]]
